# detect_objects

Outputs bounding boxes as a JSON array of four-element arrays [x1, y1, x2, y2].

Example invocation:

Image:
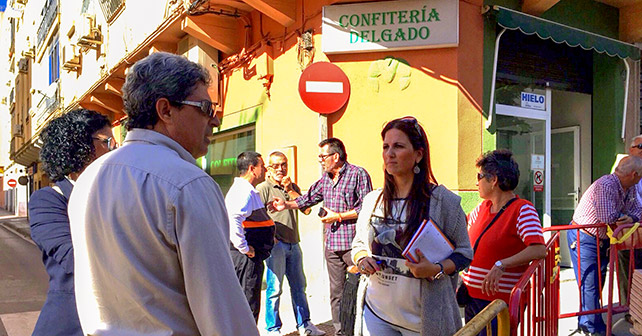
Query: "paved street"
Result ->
[[0, 215, 47, 336]]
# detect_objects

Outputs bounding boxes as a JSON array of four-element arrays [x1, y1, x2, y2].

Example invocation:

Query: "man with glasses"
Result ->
[[257, 151, 325, 336], [68, 52, 259, 335], [273, 138, 372, 336]]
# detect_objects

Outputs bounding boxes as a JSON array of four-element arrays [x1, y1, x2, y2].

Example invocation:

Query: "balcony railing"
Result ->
[[37, 0, 58, 47], [98, 0, 124, 22], [34, 83, 59, 129]]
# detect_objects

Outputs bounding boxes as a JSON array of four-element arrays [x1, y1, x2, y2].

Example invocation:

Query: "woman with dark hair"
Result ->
[[351, 116, 473, 336], [28, 109, 115, 336], [461, 149, 546, 335]]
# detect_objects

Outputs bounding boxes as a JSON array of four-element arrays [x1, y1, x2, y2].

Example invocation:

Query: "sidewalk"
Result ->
[[0, 207, 336, 335], [0, 208, 32, 244]]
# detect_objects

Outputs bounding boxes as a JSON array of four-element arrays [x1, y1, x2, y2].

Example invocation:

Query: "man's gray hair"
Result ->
[[630, 135, 642, 147], [615, 155, 642, 175], [268, 151, 287, 160], [122, 52, 211, 130]]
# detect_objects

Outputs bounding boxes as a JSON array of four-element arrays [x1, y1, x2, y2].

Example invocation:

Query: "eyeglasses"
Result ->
[[93, 136, 118, 151], [632, 143, 642, 150], [268, 163, 287, 170], [318, 153, 336, 161], [173, 100, 216, 118], [399, 116, 422, 135], [476, 172, 490, 181]]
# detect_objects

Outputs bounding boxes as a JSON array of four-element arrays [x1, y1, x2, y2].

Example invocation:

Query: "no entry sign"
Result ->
[[298, 62, 351, 114], [7, 179, 17, 188]]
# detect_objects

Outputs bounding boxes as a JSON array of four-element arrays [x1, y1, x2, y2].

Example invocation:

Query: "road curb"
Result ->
[[0, 221, 35, 246]]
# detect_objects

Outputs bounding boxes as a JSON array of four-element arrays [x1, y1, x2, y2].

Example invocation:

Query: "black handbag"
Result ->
[[339, 271, 361, 336], [457, 198, 517, 307]]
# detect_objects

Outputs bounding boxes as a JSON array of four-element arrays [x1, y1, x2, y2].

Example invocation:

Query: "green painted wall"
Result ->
[[541, 0, 619, 38], [458, 191, 482, 214], [592, 53, 626, 179]]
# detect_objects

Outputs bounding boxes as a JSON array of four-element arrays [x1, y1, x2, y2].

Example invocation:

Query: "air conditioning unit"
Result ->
[[17, 58, 28, 73], [76, 14, 102, 51], [12, 124, 23, 137], [62, 45, 81, 71]]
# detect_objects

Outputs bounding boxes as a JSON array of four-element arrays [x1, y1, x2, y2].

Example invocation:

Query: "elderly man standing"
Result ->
[[274, 138, 372, 336], [617, 135, 642, 309], [226, 151, 275, 322], [68, 52, 259, 335], [567, 155, 642, 336], [257, 151, 325, 336]]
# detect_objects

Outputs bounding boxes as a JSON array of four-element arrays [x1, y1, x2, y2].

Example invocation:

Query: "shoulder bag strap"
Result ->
[[472, 197, 518, 255]]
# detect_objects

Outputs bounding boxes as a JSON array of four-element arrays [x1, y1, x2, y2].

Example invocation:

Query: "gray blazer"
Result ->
[[351, 185, 474, 336]]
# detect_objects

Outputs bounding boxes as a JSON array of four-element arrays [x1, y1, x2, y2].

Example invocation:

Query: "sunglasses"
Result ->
[[399, 116, 422, 135], [93, 136, 118, 151], [476, 172, 490, 181], [632, 143, 642, 150], [173, 100, 216, 118]]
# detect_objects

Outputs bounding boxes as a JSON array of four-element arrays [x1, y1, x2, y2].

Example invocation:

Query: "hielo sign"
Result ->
[[322, 0, 458, 54]]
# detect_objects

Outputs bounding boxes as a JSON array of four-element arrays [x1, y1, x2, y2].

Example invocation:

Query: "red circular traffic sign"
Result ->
[[7, 179, 16, 188], [298, 62, 351, 114]]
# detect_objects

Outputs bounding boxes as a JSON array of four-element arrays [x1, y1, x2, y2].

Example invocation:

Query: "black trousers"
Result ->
[[465, 297, 496, 336], [325, 248, 354, 335], [230, 248, 265, 322]]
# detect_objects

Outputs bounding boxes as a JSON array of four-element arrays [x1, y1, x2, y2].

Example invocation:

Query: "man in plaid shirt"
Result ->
[[274, 138, 372, 336], [568, 155, 642, 335]]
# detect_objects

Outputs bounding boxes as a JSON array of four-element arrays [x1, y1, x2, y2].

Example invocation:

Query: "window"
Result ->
[[48, 37, 59, 84], [199, 126, 255, 194]]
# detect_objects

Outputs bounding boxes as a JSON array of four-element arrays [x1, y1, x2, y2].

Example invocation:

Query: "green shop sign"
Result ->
[[323, 0, 458, 54]]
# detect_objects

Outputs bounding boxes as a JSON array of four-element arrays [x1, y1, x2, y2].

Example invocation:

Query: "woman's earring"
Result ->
[[413, 164, 420, 174]]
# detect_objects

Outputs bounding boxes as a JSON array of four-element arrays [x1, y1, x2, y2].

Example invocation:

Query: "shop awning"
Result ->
[[493, 6, 640, 61]]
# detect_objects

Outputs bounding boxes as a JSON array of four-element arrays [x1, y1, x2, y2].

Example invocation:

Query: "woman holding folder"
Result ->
[[460, 149, 546, 335], [351, 116, 473, 336]]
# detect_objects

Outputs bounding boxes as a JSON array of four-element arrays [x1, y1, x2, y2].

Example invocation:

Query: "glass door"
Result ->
[[496, 114, 546, 219], [551, 127, 580, 226], [495, 87, 551, 227]]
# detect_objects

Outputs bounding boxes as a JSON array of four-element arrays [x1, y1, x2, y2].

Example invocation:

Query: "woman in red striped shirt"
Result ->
[[461, 149, 547, 335]]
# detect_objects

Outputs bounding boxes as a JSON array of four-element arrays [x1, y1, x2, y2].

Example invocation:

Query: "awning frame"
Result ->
[[486, 6, 641, 138]]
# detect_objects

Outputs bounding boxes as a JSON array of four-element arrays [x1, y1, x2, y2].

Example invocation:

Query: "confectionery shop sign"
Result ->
[[322, 0, 458, 54]]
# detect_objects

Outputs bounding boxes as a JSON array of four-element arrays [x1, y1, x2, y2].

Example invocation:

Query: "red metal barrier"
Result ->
[[507, 223, 640, 336]]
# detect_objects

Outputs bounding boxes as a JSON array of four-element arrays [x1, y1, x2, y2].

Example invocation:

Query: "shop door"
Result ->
[[551, 127, 580, 226], [495, 93, 551, 227]]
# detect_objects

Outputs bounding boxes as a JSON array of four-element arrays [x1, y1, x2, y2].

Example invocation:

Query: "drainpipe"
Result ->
[[486, 28, 507, 129], [621, 58, 630, 140]]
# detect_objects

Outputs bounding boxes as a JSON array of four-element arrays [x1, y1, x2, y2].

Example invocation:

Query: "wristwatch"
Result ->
[[494, 260, 506, 271], [434, 262, 445, 280]]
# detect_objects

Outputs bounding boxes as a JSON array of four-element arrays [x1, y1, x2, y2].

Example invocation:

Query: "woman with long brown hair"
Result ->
[[351, 116, 473, 336]]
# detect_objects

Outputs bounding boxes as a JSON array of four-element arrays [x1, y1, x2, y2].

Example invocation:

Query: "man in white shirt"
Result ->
[[68, 52, 259, 336], [225, 151, 275, 322]]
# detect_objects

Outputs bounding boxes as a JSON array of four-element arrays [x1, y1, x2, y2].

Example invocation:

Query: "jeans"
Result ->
[[567, 229, 609, 334], [361, 305, 419, 336], [265, 241, 311, 331]]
